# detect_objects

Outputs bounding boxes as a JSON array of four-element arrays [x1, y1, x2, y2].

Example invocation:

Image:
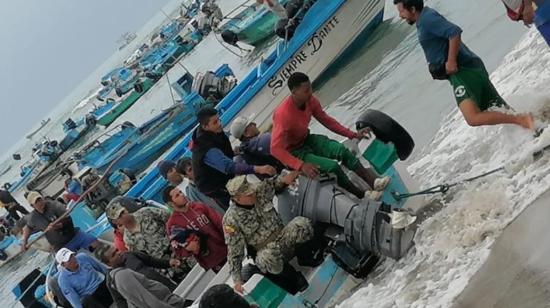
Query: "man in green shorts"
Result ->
[[394, 0, 534, 129]]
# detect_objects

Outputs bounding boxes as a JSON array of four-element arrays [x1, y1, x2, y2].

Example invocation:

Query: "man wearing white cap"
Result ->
[[230, 116, 284, 174], [56, 248, 113, 308], [21, 191, 99, 252]]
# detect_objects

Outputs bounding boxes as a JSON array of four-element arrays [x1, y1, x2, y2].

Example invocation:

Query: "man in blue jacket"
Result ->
[[191, 107, 277, 210], [230, 115, 284, 173], [56, 248, 113, 308]]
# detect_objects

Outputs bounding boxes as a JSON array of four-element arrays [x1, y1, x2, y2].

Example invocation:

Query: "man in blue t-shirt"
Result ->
[[394, 0, 534, 130], [56, 248, 113, 308]]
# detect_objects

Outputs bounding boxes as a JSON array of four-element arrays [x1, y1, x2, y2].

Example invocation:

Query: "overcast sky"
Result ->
[[0, 0, 171, 154]]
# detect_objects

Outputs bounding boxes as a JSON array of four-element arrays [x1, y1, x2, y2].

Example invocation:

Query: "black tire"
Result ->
[[355, 109, 415, 160], [121, 121, 135, 129], [134, 82, 144, 93], [115, 88, 123, 97], [86, 116, 97, 127]]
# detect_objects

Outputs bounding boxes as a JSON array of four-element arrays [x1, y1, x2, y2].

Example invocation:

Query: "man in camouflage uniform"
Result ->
[[224, 171, 313, 293], [106, 203, 171, 259], [107, 202, 194, 283]]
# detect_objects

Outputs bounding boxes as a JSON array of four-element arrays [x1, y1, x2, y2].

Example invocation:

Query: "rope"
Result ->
[[392, 143, 550, 201]]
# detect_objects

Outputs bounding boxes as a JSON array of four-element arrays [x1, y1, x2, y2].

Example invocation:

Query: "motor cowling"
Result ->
[[276, 175, 416, 261]]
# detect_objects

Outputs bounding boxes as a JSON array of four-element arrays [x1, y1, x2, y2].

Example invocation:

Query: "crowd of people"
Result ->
[[6, 0, 547, 306]]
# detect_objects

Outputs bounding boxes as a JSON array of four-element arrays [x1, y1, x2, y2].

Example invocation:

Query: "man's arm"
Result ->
[[223, 216, 246, 285], [204, 148, 254, 175], [522, 0, 535, 24], [446, 35, 460, 74], [310, 97, 356, 139], [21, 226, 31, 251], [204, 148, 275, 176]]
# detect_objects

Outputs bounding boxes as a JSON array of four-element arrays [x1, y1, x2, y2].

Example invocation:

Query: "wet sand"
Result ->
[[453, 189, 550, 308]]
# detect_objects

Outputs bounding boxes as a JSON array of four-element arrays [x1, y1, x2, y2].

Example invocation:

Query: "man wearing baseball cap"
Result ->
[[106, 200, 171, 260], [223, 172, 312, 294], [56, 248, 113, 308], [230, 115, 284, 173], [22, 191, 99, 252]]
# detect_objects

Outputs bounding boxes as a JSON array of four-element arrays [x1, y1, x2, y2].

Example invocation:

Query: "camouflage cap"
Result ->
[[105, 200, 125, 220], [226, 175, 257, 196]]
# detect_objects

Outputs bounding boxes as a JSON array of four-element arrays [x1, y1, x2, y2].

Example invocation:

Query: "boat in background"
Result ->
[[25, 118, 51, 139], [218, 0, 290, 46], [95, 78, 155, 127]]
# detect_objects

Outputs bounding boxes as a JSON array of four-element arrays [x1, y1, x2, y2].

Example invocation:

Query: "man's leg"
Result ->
[[276, 217, 314, 258], [304, 134, 384, 188], [300, 152, 366, 198], [451, 67, 534, 129], [458, 100, 534, 128]]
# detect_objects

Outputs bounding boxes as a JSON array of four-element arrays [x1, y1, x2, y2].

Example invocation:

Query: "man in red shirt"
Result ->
[[271, 72, 390, 199], [164, 186, 227, 272]]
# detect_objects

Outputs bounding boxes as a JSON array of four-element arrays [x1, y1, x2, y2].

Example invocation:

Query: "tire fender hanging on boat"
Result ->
[[356, 109, 415, 160]]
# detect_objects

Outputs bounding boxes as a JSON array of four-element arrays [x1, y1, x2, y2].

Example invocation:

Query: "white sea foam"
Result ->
[[339, 28, 550, 308]]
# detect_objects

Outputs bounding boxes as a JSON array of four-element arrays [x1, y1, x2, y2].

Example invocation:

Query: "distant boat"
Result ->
[[117, 32, 137, 50], [25, 118, 51, 139]]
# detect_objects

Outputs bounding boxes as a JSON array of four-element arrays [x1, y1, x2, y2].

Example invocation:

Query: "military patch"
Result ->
[[224, 225, 236, 235]]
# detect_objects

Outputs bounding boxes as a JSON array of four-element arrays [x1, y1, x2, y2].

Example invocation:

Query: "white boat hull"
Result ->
[[236, 0, 385, 128]]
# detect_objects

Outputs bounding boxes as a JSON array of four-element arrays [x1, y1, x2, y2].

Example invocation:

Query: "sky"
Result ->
[[0, 0, 172, 154]]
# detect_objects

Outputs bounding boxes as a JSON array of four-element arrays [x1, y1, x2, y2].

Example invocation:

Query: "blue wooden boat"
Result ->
[[218, 0, 290, 46]]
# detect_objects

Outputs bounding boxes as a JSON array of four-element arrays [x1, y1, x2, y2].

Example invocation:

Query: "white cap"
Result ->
[[55, 248, 75, 264], [229, 114, 255, 140], [26, 191, 43, 206]]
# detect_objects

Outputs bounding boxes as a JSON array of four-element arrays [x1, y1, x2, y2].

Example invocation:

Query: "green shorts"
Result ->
[[448, 66, 506, 111]]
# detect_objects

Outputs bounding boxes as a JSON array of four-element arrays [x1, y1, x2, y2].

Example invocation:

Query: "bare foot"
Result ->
[[517, 113, 535, 130]]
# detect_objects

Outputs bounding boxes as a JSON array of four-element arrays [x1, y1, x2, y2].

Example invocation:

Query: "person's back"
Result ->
[[416, 7, 483, 70]]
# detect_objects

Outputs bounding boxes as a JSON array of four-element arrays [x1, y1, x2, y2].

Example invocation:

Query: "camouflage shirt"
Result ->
[[223, 177, 286, 282], [123, 207, 171, 259]]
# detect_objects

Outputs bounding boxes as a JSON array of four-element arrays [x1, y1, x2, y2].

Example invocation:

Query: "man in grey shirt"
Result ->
[[107, 267, 190, 308], [22, 191, 99, 252]]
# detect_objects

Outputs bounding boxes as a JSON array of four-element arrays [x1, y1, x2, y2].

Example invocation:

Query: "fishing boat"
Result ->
[[0, 234, 22, 267], [26, 118, 51, 139], [77, 64, 238, 174], [76, 98, 202, 174], [218, 0, 290, 46], [6, 159, 40, 193], [95, 78, 155, 127]]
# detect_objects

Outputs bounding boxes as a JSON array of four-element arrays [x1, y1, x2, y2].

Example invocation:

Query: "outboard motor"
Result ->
[[192, 71, 237, 104], [221, 30, 240, 46], [277, 175, 416, 276]]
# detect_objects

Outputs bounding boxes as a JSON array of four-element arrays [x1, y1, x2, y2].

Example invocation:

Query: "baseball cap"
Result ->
[[229, 114, 255, 140], [55, 248, 75, 264], [226, 175, 258, 196], [106, 200, 126, 220], [26, 191, 43, 205]]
